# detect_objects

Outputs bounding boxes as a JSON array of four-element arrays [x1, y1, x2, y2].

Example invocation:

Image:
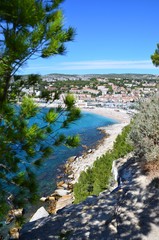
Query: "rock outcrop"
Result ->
[[20, 155, 159, 239], [29, 207, 49, 223]]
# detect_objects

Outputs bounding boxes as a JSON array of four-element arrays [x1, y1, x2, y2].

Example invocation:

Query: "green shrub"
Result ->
[[128, 94, 159, 162], [73, 168, 94, 204], [74, 124, 133, 203]]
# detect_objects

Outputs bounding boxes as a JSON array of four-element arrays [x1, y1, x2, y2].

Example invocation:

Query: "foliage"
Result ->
[[49, 79, 99, 91], [128, 94, 159, 162], [0, 95, 81, 219], [151, 43, 159, 66], [0, 0, 75, 103], [0, 0, 81, 221], [74, 124, 133, 203], [113, 124, 134, 158], [107, 85, 113, 94]]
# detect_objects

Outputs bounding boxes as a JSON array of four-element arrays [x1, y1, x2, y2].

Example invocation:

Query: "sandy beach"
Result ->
[[36, 103, 131, 183], [81, 107, 130, 123], [69, 107, 131, 183]]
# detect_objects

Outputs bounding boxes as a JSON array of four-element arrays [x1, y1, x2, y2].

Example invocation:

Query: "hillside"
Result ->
[[19, 94, 159, 239], [19, 153, 159, 239], [42, 73, 159, 81]]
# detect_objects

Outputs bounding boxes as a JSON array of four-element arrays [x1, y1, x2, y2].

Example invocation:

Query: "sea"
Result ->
[[1, 110, 118, 238], [35, 110, 118, 197]]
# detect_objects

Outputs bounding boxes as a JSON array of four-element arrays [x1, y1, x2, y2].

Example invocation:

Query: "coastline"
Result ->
[[68, 107, 131, 184], [30, 107, 132, 215], [81, 107, 130, 124]]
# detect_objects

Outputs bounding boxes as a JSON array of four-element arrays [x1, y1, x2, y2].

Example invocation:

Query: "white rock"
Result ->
[[55, 189, 69, 196], [87, 149, 92, 153], [61, 183, 68, 189], [111, 160, 118, 181], [40, 197, 48, 202], [68, 174, 74, 179], [29, 207, 49, 222], [55, 194, 73, 212]]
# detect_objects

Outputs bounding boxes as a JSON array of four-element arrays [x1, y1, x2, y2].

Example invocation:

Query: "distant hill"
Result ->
[[42, 73, 159, 82]]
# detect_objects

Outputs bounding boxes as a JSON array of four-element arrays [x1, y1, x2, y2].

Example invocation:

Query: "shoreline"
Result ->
[[81, 107, 131, 124], [67, 107, 131, 184], [32, 107, 132, 215]]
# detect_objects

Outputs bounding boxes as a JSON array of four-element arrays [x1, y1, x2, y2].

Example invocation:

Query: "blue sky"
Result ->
[[20, 0, 159, 75]]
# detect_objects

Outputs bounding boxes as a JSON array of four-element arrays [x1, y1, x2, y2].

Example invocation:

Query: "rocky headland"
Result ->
[[7, 107, 134, 239], [7, 107, 159, 239], [38, 123, 130, 215], [19, 152, 159, 239]]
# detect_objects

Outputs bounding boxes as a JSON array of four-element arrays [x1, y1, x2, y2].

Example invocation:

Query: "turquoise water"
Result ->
[[36, 111, 118, 196], [1, 110, 118, 239], [0, 111, 118, 237]]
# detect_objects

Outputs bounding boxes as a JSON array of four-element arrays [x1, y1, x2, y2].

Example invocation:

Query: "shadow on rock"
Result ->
[[20, 156, 159, 240]]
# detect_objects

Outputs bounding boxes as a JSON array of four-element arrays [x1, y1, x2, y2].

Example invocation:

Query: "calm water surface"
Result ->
[[1, 111, 118, 238], [36, 111, 118, 196]]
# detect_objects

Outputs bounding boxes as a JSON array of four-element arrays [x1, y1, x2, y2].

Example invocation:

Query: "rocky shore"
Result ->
[[35, 107, 131, 216], [8, 108, 131, 238], [20, 152, 159, 239], [9, 107, 159, 239]]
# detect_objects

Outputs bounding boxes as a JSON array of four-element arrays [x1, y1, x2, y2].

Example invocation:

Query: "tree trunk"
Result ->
[[0, 72, 12, 104]]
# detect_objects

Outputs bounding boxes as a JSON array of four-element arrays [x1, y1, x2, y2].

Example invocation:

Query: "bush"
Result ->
[[74, 124, 133, 203], [128, 94, 159, 162]]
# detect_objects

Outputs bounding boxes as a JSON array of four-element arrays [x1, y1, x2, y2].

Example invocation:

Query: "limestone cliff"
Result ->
[[19, 155, 159, 240]]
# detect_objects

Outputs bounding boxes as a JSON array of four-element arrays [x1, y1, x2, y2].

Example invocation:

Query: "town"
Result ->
[[13, 73, 159, 110]]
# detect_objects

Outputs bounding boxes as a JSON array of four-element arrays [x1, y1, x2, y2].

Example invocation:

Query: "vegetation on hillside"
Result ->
[[128, 94, 159, 163], [74, 125, 133, 203], [74, 93, 159, 204]]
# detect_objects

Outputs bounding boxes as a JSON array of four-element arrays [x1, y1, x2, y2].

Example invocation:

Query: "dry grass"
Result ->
[[142, 159, 159, 180]]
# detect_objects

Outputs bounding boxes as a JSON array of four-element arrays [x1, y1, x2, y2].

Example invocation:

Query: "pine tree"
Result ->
[[0, 0, 81, 221], [0, 0, 75, 103], [151, 43, 159, 66]]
